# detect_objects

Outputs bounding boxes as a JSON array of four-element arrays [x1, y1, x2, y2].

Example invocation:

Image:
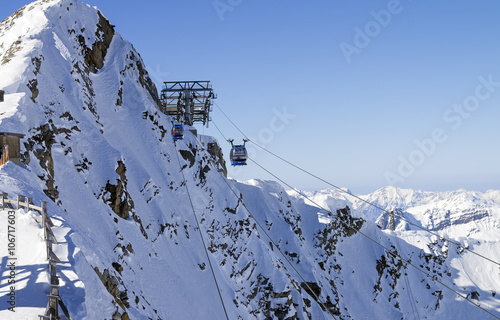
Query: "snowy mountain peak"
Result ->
[[0, 0, 159, 131], [1, 1, 499, 319]]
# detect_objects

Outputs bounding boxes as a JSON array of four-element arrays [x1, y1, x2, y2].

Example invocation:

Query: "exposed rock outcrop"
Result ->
[[101, 160, 135, 220]]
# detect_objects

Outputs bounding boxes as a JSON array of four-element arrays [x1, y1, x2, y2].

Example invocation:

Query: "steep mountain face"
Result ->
[[1, 1, 499, 320], [290, 187, 500, 318]]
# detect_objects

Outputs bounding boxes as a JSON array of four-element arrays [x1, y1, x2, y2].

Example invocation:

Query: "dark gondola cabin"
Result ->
[[0, 90, 4, 102], [230, 146, 248, 166], [228, 139, 248, 166], [171, 124, 184, 140]]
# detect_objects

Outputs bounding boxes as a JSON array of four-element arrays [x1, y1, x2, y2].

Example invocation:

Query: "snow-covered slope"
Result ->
[[290, 186, 500, 318], [0, 1, 499, 319], [0, 206, 48, 319], [297, 186, 500, 240]]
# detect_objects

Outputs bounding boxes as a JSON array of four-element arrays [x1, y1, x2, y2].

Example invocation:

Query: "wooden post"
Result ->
[[41, 201, 47, 213], [27, 197, 33, 211], [43, 201, 53, 259], [1, 192, 7, 208], [21, 195, 27, 212], [41, 202, 49, 260], [42, 201, 48, 226]]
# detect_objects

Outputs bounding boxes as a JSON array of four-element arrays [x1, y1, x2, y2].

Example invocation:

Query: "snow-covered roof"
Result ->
[[0, 131, 24, 138]]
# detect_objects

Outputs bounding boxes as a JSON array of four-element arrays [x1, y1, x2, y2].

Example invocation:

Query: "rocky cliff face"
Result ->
[[0, 1, 499, 320]]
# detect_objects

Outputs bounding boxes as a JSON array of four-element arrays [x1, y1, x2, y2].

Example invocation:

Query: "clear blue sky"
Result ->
[[3, 0, 500, 194]]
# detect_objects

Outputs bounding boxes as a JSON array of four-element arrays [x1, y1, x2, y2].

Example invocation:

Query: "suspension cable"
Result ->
[[172, 141, 230, 320], [205, 117, 500, 319], [193, 135, 338, 320], [404, 265, 421, 320], [212, 104, 500, 268], [214, 102, 247, 139], [249, 140, 500, 267], [247, 156, 500, 320], [211, 119, 228, 142]]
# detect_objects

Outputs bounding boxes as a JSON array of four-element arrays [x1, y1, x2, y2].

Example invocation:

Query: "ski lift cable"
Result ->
[[172, 141, 230, 320], [404, 265, 421, 320], [193, 136, 338, 320], [249, 137, 500, 268], [214, 102, 248, 140], [206, 118, 499, 319], [211, 119, 228, 142], [211, 171, 338, 320], [248, 156, 500, 320], [213, 103, 500, 269]]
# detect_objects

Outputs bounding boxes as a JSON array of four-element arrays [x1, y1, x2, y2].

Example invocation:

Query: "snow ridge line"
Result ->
[[0, 193, 71, 320]]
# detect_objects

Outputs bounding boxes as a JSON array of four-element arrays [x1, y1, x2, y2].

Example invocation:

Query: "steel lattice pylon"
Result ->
[[160, 81, 216, 127]]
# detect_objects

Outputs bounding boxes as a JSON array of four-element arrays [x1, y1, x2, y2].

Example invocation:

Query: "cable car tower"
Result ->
[[160, 81, 216, 127]]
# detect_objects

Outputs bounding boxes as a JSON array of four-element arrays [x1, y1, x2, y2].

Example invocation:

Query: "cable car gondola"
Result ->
[[172, 123, 184, 140], [228, 139, 248, 166]]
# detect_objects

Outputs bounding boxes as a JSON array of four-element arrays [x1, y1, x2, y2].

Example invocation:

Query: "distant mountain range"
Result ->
[[293, 186, 500, 238]]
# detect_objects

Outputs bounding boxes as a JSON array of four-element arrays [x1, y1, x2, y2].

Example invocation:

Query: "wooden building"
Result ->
[[0, 132, 25, 166]]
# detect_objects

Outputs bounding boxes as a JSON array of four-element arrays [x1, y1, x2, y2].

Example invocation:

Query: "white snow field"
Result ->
[[0, 0, 499, 319]]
